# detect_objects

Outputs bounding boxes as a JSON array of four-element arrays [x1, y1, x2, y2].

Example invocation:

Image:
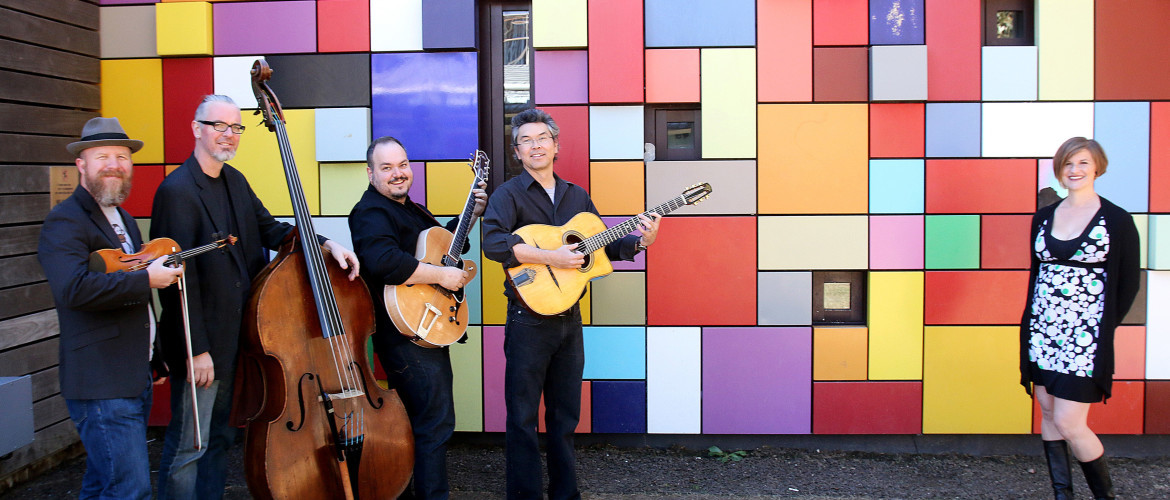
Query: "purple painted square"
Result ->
[[602, 216, 646, 270], [702, 327, 812, 434], [535, 51, 588, 105], [592, 381, 647, 433], [214, 1, 317, 55], [101, 0, 152, 4], [407, 162, 426, 205], [483, 326, 506, 432], [422, 0, 476, 50], [869, 0, 925, 45], [371, 52, 479, 161]]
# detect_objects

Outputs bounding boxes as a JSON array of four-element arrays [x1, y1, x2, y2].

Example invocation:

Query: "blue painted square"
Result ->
[[583, 327, 646, 379], [1094, 102, 1150, 212], [870, 0, 924, 45], [869, 159, 925, 213], [316, 108, 370, 162], [591, 381, 647, 433], [926, 103, 981, 158], [372, 52, 478, 161], [645, 0, 755, 47], [422, 0, 475, 49]]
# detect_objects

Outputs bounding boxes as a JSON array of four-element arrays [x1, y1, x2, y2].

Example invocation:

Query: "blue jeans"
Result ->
[[65, 383, 152, 500], [377, 337, 456, 500], [157, 370, 236, 500], [504, 302, 584, 500]]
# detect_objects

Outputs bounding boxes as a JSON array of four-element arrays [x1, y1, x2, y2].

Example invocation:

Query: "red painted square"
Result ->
[[149, 380, 171, 426], [647, 217, 756, 325], [162, 58, 212, 164], [981, 215, 1032, 270], [589, 0, 642, 103], [925, 0, 980, 101], [1113, 326, 1146, 380], [926, 160, 1036, 214], [1031, 382, 1144, 435], [538, 381, 591, 434], [122, 165, 165, 218], [1146, 381, 1170, 434], [870, 103, 925, 158], [1095, 0, 1170, 100], [813, 381, 922, 434], [318, 0, 370, 53], [924, 271, 1028, 325], [1151, 102, 1170, 212], [758, 0, 812, 102], [542, 106, 589, 192], [813, 0, 868, 46], [814, 47, 868, 102]]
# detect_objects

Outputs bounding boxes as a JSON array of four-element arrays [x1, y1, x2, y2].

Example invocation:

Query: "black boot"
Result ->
[[1043, 440, 1074, 500], [1079, 454, 1116, 499]]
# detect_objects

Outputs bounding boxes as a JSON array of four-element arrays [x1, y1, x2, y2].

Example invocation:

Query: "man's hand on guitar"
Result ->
[[636, 212, 662, 246], [470, 180, 488, 219], [436, 266, 468, 291], [547, 243, 586, 269]]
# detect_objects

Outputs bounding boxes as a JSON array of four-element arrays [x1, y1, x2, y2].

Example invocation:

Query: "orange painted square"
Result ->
[[1151, 102, 1170, 212], [318, 0, 370, 53], [1114, 326, 1146, 380], [589, 162, 645, 216], [981, 215, 1032, 270], [1031, 382, 1144, 435], [646, 49, 699, 103], [926, 160, 1036, 214], [813, 327, 868, 381], [924, 271, 1029, 325], [870, 103, 924, 158], [812, 0, 868, 46], [538, 381, 591, 434], [758, 104, 868, 214], [758, 0, 812, 102], [647, 217, 756, 325], [1095, 0, 1170, 100], [1147, 381, 1170, 434], [925, 0, 980, 101], [813, 382, 922, 434]]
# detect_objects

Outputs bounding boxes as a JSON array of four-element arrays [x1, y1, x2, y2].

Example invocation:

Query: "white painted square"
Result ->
[[371, 0, 423, 52], [589, 105, 644, 160], [871, 45, 928, 101], [316, 108, 371, 162], [982, 46, 1038, 101], [213, 56, 266, 110], [647, 327, 702, 434], [982, 102, 1094, 157]]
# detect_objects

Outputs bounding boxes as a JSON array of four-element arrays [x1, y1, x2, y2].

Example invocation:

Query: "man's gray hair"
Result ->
[[510, 108, 559, 145], [194, 95, 239, 121]]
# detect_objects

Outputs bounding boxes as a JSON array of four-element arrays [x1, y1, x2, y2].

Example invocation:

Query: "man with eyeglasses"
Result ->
[[482, 108, 662, 500], [149, 94, 360, 500]]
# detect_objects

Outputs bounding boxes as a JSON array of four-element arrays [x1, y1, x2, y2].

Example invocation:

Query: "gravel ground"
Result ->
[[4, 430, 1168, 499]]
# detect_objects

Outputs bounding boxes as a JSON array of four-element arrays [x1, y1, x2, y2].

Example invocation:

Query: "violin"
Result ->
[[88, 235, 237, 273]]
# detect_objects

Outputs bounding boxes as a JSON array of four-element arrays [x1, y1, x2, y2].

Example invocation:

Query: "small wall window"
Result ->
[[983, 0, 1034, 46], [813, 271, 867, 325], [645, 107, 701, 161]]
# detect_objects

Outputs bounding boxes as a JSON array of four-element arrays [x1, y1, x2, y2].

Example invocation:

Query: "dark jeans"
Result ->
[[65, 382, 153, 500], [157, 369, 236, 500], [504, 302, 584, 500], [377, 336, 456, 500]]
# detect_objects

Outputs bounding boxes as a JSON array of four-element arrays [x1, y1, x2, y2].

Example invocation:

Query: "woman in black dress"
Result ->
[[1021, 137, 1140, 500]]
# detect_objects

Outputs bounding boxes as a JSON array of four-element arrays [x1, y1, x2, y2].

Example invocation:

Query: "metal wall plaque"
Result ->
[[813, 271, 867, 325], [823, 282, 851, 310]]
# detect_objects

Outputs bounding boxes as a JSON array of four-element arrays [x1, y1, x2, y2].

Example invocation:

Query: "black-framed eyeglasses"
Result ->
[[198, 120, 246, 134]]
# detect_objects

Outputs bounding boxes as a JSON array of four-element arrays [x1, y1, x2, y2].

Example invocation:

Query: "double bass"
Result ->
[[240, 60, 413, 499]]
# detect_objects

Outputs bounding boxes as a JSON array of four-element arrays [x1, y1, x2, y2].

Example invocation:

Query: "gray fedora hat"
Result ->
[[66, 117, 144, 157]]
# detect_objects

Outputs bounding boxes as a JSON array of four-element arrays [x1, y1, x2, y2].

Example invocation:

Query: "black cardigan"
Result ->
[[1019, 196, 1141, 400]]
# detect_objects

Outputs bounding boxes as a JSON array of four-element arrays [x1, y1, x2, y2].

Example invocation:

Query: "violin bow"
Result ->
[[172, 245, 203, 450]]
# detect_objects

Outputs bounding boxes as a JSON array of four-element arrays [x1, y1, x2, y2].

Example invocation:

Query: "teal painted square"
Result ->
[[583, 327, 646, 379], [869, 159, 925, 213], [439, 217, 482, 324], [1150, 215, 1170, 270], [925, 215, 980, 269]]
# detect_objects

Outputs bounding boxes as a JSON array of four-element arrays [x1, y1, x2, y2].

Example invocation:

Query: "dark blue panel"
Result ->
[[371, 52, 479, 161], [423, 0, 476, 50], [870, 0, 924, 45], [591, 381, 647, 434], [645, 0, 755, 47]]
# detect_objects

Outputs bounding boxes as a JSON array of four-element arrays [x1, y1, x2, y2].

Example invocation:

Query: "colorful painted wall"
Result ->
[[95, 0, 1170, 436]]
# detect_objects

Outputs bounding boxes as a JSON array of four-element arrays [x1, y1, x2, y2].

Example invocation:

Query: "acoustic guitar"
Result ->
[[507, 183, 712, 316], [385, 151, 489, 348]]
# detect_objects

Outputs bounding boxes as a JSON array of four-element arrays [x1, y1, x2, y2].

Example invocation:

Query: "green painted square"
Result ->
[[452, 326, 484, 431], [591, 272, 646, 325], [925, 215, 980, 269], [1149, 215, 1169, 270], [320, 163, 368, 216]]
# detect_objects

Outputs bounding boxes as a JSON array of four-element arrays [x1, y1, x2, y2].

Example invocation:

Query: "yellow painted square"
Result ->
[[590, 161, 645, 216], [922, 326, 1033, 433], [592, 272, 646, 325], [758, 104, 868, 214], [701, 48, 756, 159], [868, 271, 924, 380], [319, 163, 368, 216], [230, 109, 319, 217], [101, 59, 164, 164], [533, 0, 586, 48], [758, 216, 868, 270], [156, 2, 213, 56], [1037, 0, 1093, 101], [580, 283, 592, 326], [452, 326, 483, 431], [813, 327, 868, 380], [481, 252, 507, 325], [425, 161, 476, 217]]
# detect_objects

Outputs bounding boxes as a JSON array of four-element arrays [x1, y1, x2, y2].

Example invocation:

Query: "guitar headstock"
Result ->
[[682, 182, 713, 205], [250, 59, 283, 132], [469, 150, 490, 182]]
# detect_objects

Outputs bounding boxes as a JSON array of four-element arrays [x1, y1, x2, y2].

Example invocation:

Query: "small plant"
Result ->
[[707, 446, 748, 463]]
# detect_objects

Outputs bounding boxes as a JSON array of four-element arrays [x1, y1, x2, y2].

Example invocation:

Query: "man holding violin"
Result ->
[[38, 117, 183, 499], [150, 95, 360, 500]]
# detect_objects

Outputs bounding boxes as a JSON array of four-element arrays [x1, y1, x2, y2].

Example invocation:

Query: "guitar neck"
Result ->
[[443, 178, 479, 266], [578, 195, 688, 255]]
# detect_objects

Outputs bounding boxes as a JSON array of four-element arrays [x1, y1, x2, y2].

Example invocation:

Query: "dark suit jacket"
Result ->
[[38, 186, 153, 400], [150, 155, 299, 378]]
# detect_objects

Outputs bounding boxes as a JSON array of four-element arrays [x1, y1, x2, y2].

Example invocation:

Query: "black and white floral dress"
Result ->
[[1027, 208, 1108, 403]]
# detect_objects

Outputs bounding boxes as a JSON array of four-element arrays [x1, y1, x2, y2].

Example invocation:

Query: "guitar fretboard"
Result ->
[[577, 195, 688, 255]]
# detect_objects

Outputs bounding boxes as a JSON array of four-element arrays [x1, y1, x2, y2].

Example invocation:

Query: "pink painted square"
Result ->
[[870, 215, 924, 270]]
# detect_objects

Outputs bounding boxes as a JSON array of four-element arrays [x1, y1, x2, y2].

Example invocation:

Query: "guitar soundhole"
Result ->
[[563, 232, 592, 272]]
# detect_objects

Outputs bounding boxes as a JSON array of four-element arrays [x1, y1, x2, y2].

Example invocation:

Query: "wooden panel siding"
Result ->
[[0, 39, 100, 83], [0, 104, 97, 136], [0, 255, 46, 288], [0, 310, 59, 351], [0, 226, 42, 258], [0, 283, 55, 321]]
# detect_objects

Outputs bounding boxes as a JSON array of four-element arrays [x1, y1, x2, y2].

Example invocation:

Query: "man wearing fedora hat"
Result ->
[[38, 116, 184, 499]]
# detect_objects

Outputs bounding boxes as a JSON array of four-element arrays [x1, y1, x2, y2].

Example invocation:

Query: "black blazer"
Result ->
[[38, 186, 153, 399], [150, 155, 298, 378]]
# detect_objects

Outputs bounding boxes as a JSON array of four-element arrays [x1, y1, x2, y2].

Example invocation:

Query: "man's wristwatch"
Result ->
[[635, 237, 648, 253]]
